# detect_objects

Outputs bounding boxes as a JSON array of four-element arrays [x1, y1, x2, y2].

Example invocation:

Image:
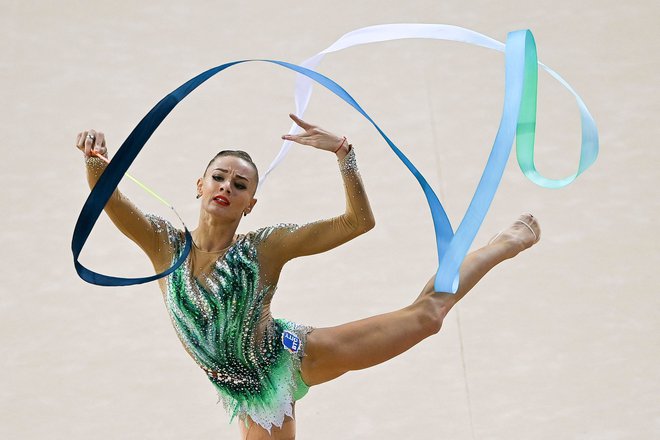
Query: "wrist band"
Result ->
[[334, 136, 347, 154]]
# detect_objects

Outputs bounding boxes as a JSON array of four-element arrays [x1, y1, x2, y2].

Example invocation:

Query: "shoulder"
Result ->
[[242, 223, 301, 273], [144, 213, 181, 236], [241, 223, 301, 256], [253, 223, 301, 243], [144, 213, 173, 230], [144, 213, 185, 252]]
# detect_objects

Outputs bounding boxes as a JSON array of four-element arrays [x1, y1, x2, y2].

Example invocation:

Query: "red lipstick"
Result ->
[[213, 195, 230, 206]]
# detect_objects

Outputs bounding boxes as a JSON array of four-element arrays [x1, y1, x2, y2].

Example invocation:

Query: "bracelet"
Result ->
[[333, 136, 347, 154]]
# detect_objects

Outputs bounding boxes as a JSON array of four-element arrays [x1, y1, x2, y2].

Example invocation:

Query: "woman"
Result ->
[[77, 114, 540, 440]]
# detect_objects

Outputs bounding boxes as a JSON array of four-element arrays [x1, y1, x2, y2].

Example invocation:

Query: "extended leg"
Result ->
[[301, 214, 540, 386]]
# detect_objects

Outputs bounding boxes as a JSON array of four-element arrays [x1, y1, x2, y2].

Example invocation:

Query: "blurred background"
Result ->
[[1, 0, 658, 438]]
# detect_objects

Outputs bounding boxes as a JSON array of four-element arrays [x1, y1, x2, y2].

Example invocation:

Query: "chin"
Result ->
[[204, 206, 236, 220]]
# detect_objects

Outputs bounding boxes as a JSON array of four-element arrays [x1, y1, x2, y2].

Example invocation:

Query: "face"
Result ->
[[197, 155, 258, 220]]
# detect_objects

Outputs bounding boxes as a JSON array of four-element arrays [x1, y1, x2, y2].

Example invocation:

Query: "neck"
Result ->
[[192, 211, 240, 252]]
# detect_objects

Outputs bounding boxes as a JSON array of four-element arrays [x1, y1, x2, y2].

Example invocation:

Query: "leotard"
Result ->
[[85, 146, 370, 431], [149, 216, 314, 429]]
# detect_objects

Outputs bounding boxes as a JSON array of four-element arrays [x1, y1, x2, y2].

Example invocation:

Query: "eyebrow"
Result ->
[[214, 168, 250, 181]]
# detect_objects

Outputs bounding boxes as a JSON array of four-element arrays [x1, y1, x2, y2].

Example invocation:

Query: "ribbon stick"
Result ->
[[91, 152, 175, 210]]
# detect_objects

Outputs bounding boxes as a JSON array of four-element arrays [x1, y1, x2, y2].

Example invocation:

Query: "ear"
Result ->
[[196, 177, 203, 196], [247, 198, 258, 213]]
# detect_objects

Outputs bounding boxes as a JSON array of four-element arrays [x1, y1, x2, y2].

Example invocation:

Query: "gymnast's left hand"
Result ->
[[281, 114, 349, 157]]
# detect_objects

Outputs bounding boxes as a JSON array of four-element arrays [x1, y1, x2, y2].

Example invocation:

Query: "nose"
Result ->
[[219, 179, 231, 193]]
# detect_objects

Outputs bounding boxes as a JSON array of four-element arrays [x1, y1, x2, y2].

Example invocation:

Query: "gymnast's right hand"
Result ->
[[76, 129, 108, 159]]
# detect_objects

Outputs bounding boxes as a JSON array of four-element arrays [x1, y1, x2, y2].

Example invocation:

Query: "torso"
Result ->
[[158, 226, 288, 393], [147, 216, 309, 429]]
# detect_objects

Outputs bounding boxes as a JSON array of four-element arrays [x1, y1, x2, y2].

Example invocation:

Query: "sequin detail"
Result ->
[[338, 145, 358, 175], [146, 215, 312, 431], [84, 155, 107, 173]]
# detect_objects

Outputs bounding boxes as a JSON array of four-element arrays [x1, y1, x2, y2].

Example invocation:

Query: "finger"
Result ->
[[78, 131, 88, 149], [289, 113, 314, 130], [80, 130, 90, 154], [281, 132, 309, 141], [76, 132, 83, 150], [84, 129, 96, 157], [281, 134, 312, 146], [94, 132, 106, 156]]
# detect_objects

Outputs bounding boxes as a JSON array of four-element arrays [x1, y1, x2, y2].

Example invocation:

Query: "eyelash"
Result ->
[[212, 175, 246, 190]]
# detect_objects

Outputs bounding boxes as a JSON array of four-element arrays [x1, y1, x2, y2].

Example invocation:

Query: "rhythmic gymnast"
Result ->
[[76, 113, 540, 440]]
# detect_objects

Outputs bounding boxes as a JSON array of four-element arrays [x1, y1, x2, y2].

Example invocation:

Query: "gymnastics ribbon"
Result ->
[[263, 24, 598, 292], [266, 23, 598, 189], [73, 28, 598, 293]]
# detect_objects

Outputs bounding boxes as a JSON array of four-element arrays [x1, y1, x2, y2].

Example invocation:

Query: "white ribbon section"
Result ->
[[259, 23, 588, 187]]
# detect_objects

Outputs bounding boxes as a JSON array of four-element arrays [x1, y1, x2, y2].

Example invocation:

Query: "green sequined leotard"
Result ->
[[86, 146, 368, 432], [149, 217, 312, 430]]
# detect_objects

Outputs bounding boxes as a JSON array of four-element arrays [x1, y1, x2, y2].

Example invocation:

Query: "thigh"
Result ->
[[301, 301, 434, 387]]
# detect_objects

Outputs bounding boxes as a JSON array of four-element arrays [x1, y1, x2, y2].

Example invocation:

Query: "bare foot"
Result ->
[[489, 213, 541, 259]]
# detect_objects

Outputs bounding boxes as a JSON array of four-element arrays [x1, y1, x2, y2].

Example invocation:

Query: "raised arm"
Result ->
[[260, 115, 375, 267], [76, 129, 174, 271]]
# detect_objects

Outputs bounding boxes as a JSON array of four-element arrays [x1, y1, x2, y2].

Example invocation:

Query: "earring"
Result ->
[[196, 194, 201, 199]]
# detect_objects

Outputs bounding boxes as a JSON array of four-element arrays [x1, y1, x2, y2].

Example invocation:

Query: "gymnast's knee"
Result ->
[[413, 295, 448, 336]]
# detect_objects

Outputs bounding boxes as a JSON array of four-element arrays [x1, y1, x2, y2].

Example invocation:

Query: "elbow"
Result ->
[[355, 214, 375, 235], [364, 215, 376, 232], [340, 210, 375, 237]]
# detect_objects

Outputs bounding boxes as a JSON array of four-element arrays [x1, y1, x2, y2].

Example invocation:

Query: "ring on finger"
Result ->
[[86, 133, 96, 141]]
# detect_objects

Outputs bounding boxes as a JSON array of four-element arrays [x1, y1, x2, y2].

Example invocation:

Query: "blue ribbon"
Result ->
[[72, 29, 589, 292], [436, 29, 536, 291]]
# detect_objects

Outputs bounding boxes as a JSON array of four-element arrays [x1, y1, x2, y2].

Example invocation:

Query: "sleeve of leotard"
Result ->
[[258, 146, 375, 266], [84, 156, 177, 271]]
